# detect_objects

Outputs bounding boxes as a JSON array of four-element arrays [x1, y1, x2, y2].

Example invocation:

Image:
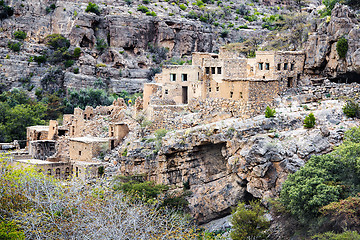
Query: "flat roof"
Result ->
[[72, 161, 102, 166], [16, 159, 58, 165], [27, 126, 49, 131], [70, 136, 109, 143]]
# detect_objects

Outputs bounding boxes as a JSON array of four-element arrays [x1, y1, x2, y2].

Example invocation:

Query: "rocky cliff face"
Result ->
[[0, 0, 273, 95], [117, 88, 359, 223], [304, 4, 360, 81]]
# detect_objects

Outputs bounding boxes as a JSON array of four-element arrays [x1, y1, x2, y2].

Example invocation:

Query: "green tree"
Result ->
[[85, 2, 100, 15], [45, 34, 70, 50], [13, 30, 26, 40], [304, 112, 315, 128], [280, 126, 360, 223], [63, 88, 114, 114], [336, 37, 348, 59], [0, 89, 47, 142], [230, 201, 270, 240]]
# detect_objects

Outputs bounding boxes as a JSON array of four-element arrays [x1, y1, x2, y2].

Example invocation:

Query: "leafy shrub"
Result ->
[[114, 180, 168, 201], [311, 231, 360, 240], [320, 196, 360, 232], [13, 30, 26, 40], [230, 201, 270, 240], [46, 3, 56, 13], [0, 0, 14, 20], [73, 47, 81, 58], [343, 100, 359, 118], [137, 5, 148, 13], [0, 220, 25, 240], [179, 4, 187, 10], [220, 29, 229, 38], [244, 14, 257, 22], [336, 37, 348, 59], [64, 60, 74, 68], [236, 5, 249, 15], [45, 34, 70, 50], [95, 38, 108, 52], [148, 43, 168, 64], [143, 0, 150, 3], [85, 2, 100, 15], [7, 41, 21, 52], [146, 11, 157, 16], [73, 67, 79, 74], [319, 0, 340, 17], [265, 106, 276, 118], [303, 113, 315, 128], [154, 129, 167, 141], [34, 55, 47, 64], [187, 10, 198, 19]]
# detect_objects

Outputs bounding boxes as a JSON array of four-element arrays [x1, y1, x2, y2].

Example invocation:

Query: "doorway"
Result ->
[[287, 77, 293, 88], [182, 86, 188, 104]]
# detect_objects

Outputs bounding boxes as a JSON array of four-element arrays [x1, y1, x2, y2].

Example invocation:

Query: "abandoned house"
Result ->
[[143, 48, 305, 108], [12, 102, 130, 180]]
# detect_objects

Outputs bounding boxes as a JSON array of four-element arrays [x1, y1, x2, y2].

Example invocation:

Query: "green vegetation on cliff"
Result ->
[[279, 126, 360, 234]]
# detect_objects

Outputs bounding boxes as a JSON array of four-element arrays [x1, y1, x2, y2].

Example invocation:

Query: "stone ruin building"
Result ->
[[143, 47, 305, 128], [144, 48, 305, 108], [10, 99, 130, 180]]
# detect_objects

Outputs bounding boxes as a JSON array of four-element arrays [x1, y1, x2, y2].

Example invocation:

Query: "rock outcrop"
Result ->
[[118, 91, 359, 223], [304, 4, 360, 80]]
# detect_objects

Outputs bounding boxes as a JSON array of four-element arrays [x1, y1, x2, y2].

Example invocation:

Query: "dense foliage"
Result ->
[[230, 201, 270, 240], [85, 2, 100, 15], [336, 37, 349, 59], [303, 112, 316, 128], [0, 0, 14, 20], [45, 34, 70, 50], [13, 31, 26, 40], [311, 231, 360, 240], [343, 99, 360, 118], [280, 127, 360, 223], [319, 0, 341, 17], [0, 89, 47, 142], [0, 155, 198, 239], [63, 88, 114, 114]]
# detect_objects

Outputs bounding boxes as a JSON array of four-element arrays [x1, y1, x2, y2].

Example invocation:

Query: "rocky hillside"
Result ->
[[3, 0, 357, 96]]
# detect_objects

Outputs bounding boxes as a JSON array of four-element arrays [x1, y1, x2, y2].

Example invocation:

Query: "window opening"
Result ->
[[284, 63, 288, 70], [259, 63, 263, 70], [181, 74, 188, 81]]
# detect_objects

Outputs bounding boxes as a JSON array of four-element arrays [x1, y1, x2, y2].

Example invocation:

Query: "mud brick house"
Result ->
[[144, 48, 305, 109]]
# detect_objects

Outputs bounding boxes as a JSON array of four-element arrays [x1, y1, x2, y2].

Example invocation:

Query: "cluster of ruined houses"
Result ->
[[6, 99, 130, 180], [144, 47, 305, 108], [4, 47, 306, 179]]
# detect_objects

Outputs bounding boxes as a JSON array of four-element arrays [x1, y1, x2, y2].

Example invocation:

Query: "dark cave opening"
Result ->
[[329, 72, 360, 84]]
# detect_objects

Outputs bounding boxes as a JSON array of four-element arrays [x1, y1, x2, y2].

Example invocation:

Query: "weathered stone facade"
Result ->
[[143, 48, 305, 130], [13, 101, 131, 180]]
